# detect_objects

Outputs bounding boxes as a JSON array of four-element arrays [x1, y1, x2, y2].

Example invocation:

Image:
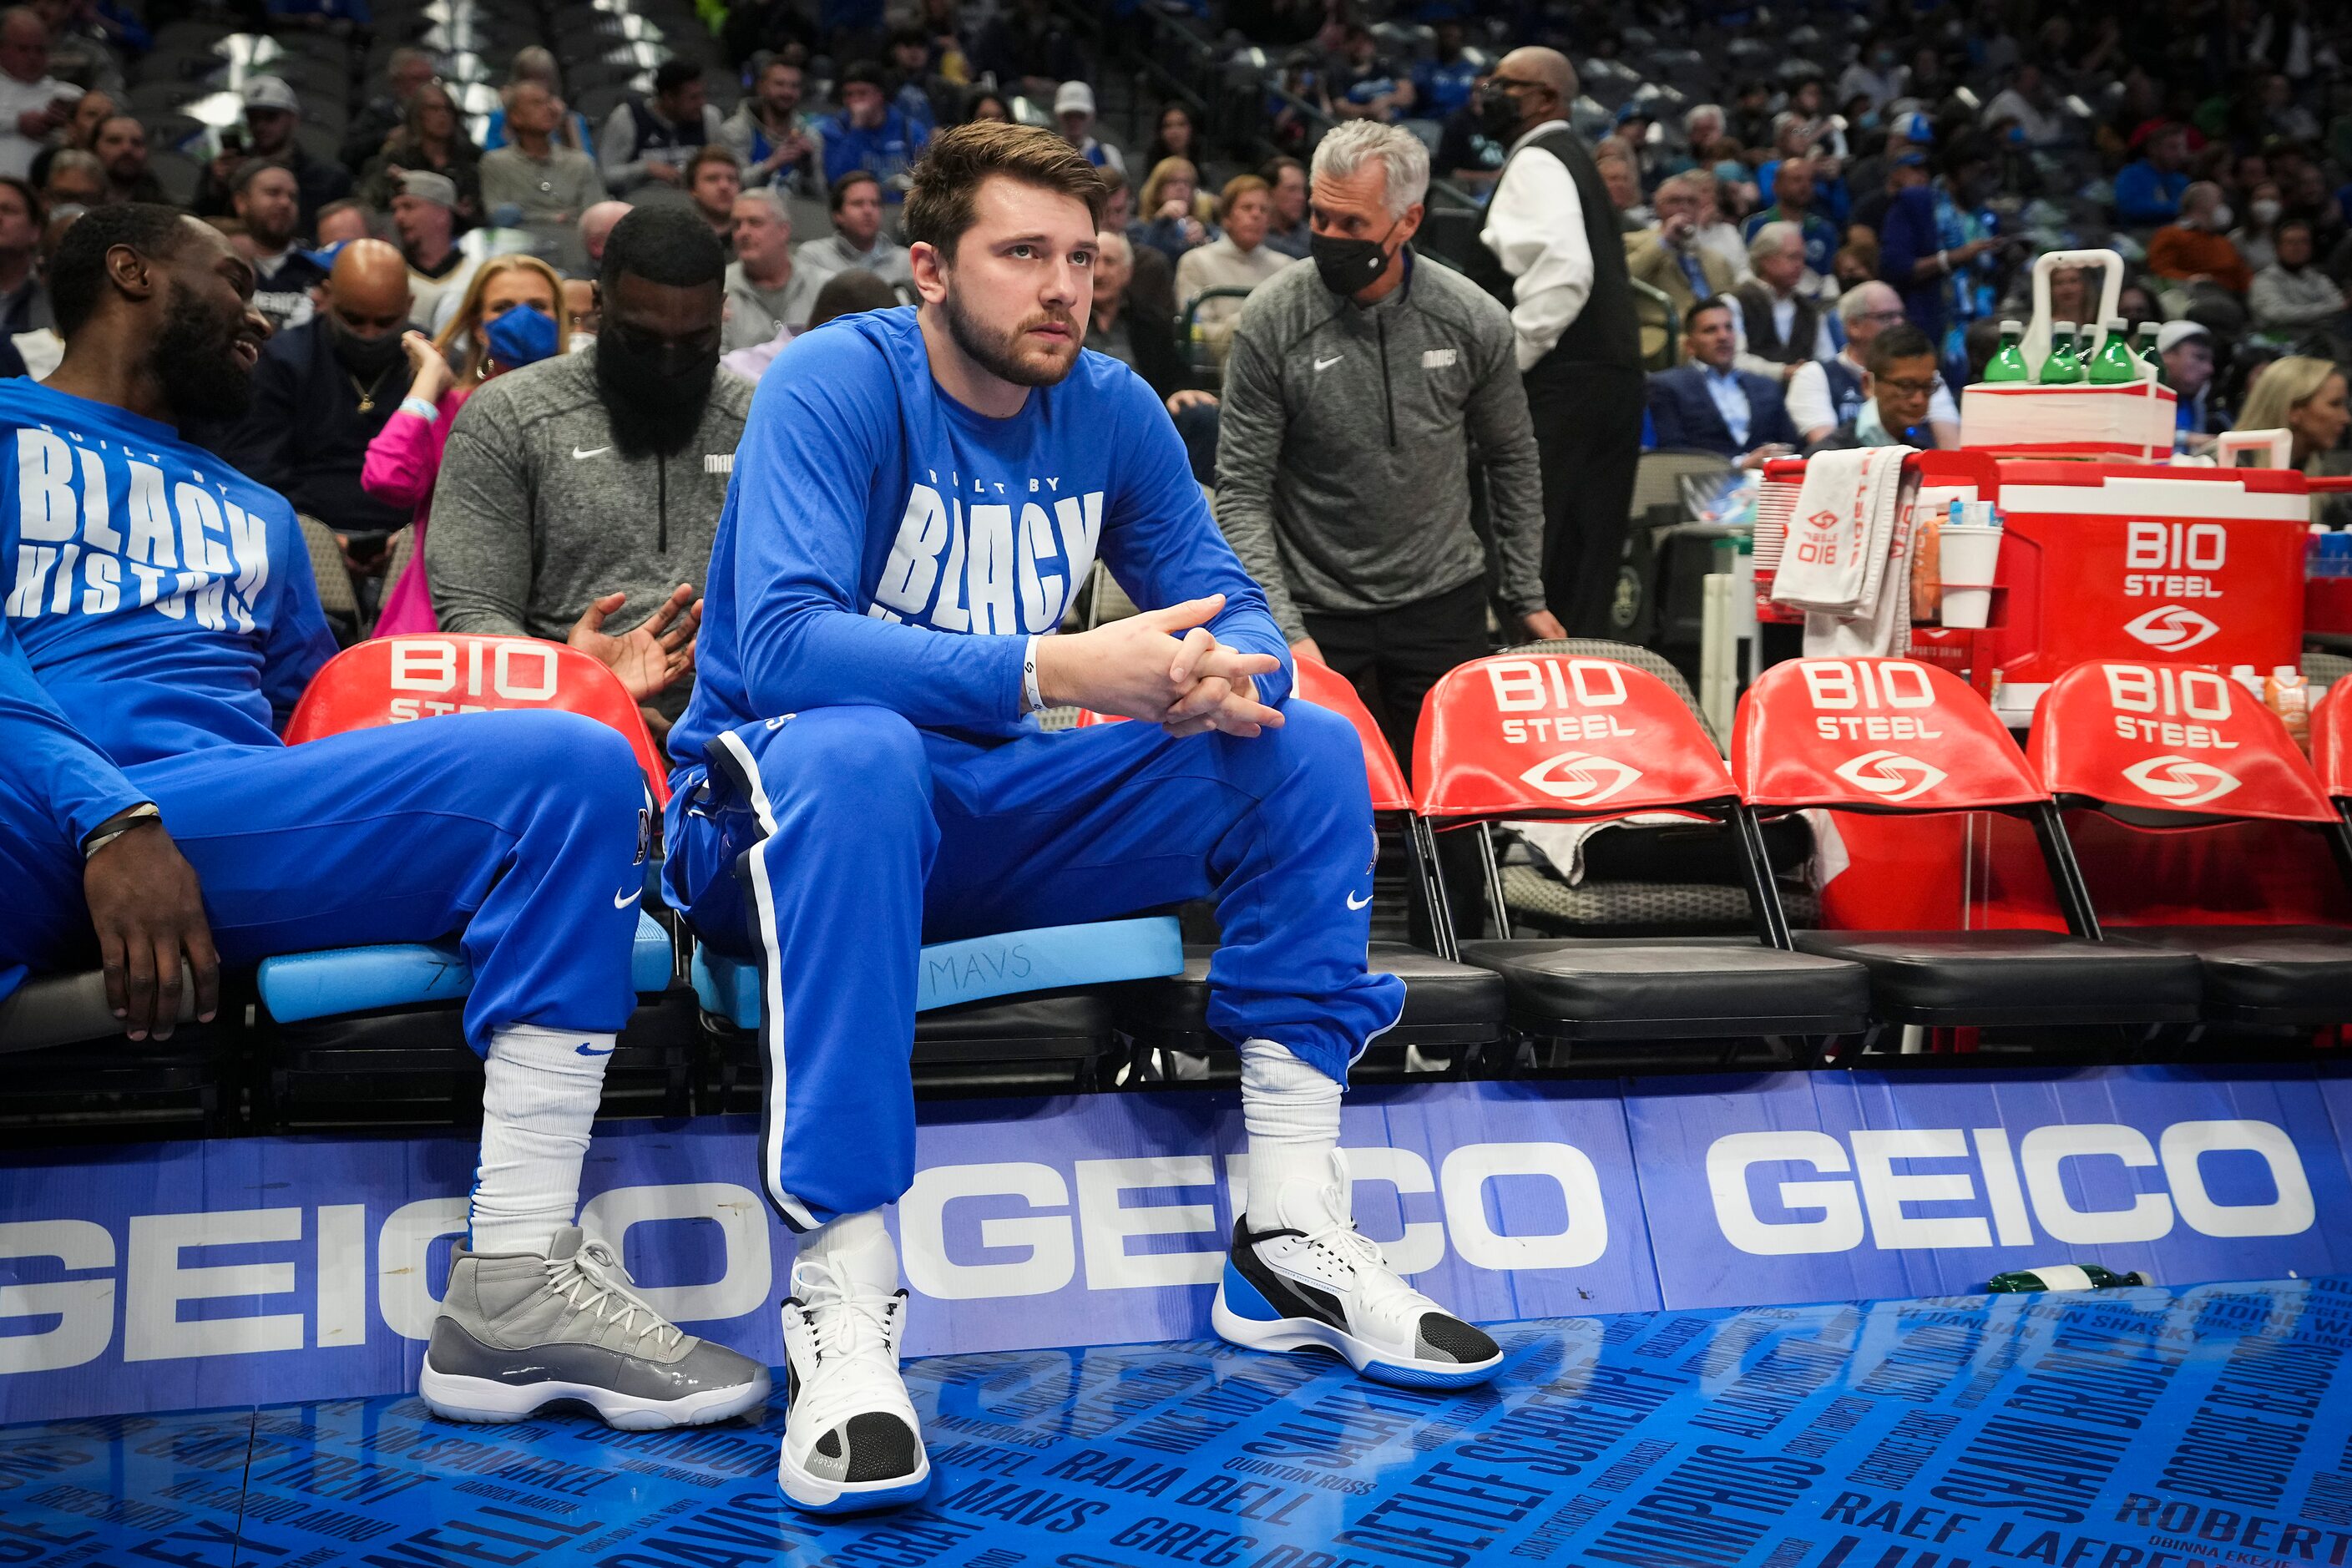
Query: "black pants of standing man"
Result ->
[[1303, 575, 1492, 946], [1525, 359, 1646, 636]]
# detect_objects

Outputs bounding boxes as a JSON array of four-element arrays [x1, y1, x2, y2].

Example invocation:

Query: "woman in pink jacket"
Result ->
[[368, 253, 568, 634]]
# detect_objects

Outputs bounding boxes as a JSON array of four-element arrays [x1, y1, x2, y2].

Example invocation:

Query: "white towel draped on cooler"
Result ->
[[1769, 446, 1917, 657]]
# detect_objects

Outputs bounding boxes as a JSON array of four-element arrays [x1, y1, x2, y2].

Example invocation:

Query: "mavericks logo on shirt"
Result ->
[[868, 469, 1104, 635], [3, 426, 274, 632]]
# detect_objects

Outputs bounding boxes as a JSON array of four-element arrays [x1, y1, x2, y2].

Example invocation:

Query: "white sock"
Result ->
[[469, 1024, 615, 1256], [797, 1207, 898, 1294], [1239, 1038, 1342, 1232]]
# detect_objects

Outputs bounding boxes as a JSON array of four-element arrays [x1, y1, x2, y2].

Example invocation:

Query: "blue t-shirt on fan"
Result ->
[[670, 305, 1289, 767], [0, 377, 336, 848]]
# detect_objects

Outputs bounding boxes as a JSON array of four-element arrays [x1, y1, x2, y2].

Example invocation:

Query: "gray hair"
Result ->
[[1836, 279, 1899, 326], [1310, 120, 1429, 219], [508, 46, 558, 86], [736, 185, 790, 225], [1748, 220, 1803, 266], [1657, 168, 1714, 202], [1095, 229, 1132, 268], [1683, 103, 1723, 137]]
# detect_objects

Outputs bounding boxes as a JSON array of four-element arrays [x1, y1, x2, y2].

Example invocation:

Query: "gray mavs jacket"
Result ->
[[1213, 250, 1547, 644], [427, 346, 753, 656]]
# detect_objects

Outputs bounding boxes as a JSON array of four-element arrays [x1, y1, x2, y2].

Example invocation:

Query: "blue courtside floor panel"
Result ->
[[8, 1277, 2352, 1567]]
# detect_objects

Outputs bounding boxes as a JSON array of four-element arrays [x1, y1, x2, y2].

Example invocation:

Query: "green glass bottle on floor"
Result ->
[[2039, 321, 2084, 383], [1984, 320, 2029, 382], [1987, 1263, 2150, 1292], [2089, 316, 2142, 383]]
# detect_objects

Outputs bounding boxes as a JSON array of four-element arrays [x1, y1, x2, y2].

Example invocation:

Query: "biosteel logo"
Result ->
[[2122, 605, 2220, 652], [2120, 755, 2241, 807], [1832, 750, 1948, 803], [1520, 751, 1643, 805]]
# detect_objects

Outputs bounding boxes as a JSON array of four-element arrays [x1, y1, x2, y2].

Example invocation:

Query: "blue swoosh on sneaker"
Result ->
[[575, 1044, 615, 1057]]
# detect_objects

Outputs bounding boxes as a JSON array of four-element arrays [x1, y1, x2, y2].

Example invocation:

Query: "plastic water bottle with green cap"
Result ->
[[2039, 321, 2084, 383], [2089, 316, 2141, 384], [1986, 1263, 2149, 1292], [1985, 320, 2029, 382], [2134, 321, 2162, 375]]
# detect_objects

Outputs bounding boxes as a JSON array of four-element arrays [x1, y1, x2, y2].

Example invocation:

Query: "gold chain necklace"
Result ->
[[346, 360, 400, 414]]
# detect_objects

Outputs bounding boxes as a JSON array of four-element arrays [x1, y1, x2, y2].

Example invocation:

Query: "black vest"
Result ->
[[1462, 121, 1641, 374], [627, 98, 708, 161], [1820, 355, 1866, 428], [1734, 280, 1821, 366]]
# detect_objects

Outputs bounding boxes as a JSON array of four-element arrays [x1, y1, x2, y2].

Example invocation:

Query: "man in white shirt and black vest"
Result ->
[[1467, 47, 1644, 638]]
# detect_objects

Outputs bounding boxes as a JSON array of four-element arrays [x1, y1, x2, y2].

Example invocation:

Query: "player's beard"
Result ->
[[150, 281, 255, 423], [941, 281, 1080, 388]]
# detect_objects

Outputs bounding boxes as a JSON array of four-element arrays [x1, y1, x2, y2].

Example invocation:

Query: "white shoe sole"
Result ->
[[1212, 1287, 1502, 1389], [419, 1364, 772, 1431], [778, 1439, 933, 1514]]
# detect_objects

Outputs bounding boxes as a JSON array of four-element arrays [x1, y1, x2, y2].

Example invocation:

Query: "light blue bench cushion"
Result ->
[[691, 916, 1186, 1030], [258, 911, 674, 1024]]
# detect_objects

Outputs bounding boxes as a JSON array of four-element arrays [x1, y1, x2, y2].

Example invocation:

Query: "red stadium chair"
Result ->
[[1419, 652, 1869, 1063], [285, 633, 673, 806], [1109, 655, 1506, 1081], [1734, 658, 2201, 1046], [2026, 663, 2352, 1029]]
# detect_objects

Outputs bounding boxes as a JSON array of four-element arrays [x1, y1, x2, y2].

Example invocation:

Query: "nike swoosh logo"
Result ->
[[575, 1044, 615, 1057], [614, 887, 641, 909], [1347, 891, 1373, 910], [1314, 355, 1343, 372], [573, 445, 610, 459]]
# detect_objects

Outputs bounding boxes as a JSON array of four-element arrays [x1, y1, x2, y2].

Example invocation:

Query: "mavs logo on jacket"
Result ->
[[868, 468, 1104, 635]]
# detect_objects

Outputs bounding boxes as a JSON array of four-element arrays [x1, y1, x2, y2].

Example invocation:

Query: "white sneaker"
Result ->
[[776, 1234, 930, 1514], [1211, 1150, 1502, 1389]]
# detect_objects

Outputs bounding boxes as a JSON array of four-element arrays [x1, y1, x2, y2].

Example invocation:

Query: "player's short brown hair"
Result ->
[[903, 121, 1107, 261]]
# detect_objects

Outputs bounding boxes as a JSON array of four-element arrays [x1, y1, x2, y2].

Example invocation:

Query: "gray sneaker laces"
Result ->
[[552, 1238, 685, 1352]]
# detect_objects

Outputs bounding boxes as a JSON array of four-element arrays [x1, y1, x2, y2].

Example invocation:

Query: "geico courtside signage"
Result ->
[[5, 1069, 2352, 1424]]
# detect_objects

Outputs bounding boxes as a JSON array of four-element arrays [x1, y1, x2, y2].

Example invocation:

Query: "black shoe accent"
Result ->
[[1227, 1216, 1346, 1327], [1416, 1313, 1500, 1365], [817, 1429, 842, 1458], [843, 1411, 921, 1482]]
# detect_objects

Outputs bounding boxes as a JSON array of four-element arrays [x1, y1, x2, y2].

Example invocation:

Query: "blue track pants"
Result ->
[[663, 705, 1406, 1230]]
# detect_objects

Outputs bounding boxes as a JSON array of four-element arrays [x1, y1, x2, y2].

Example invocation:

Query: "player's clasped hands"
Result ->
[[1036, 594, 1286, 738]]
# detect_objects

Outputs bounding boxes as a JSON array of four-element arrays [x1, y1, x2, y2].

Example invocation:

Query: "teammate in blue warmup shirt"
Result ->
[[0, 206, 768, 1432], [666, 124, 1504, 1517]]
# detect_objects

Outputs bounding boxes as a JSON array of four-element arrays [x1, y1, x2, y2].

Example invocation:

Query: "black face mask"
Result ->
[[1476, 83, 1522, 139], [1311, 223, 1399, 299], [594, 322, 720, 458], [332, 321, 407, 378]]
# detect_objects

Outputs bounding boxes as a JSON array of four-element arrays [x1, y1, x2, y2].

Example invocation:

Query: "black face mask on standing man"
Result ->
[[1476, 82, 1524, 141], [1310, 221, 1400, 299]]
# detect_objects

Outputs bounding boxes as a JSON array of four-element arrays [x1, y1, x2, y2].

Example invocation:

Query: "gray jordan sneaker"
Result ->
[[420, 1227, 771, 1430]]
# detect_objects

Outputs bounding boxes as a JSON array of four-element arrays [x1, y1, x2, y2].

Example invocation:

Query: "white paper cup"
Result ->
[[1939, 524, 2003, 629]]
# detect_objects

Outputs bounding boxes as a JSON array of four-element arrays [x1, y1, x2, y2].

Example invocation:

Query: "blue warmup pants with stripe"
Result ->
[[0, 711, 646, 1050], [663, 704, 1407, 1231]]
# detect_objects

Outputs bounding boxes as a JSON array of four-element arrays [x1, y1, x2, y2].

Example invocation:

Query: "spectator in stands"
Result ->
[[1414, 19, 1480, 121], [1606, 104, 1658, 193], [1732, 220, 1833, 378], [1053, 80, 1123, 180], [360, 79, 482, 226], [723, 266, 897, 382], [430, 206, 751, 738], [2238, 356, 2350, 483], [1982, 60, 2064, 149], [1626, 169, 1739, 361], [1143, 104, 1198, 170], [480, 81, 603, 228], [0, 172, 43, 332], [824, 59, 928, 200], [1839, 31, 1906, 114], [1476, 45, 1644, 637], [219, 238, 417, 587], [0, 8, 72, 181], [234, 161, 326, 335], [1218, 119, 1557, 778], [340, 44, 434, 174], [797, 170, 914, 291], [686, 145, 742, 250], [1434, 83, 1510, 198], [1742, 157, 1837, 286], [973, 0, 1080, 101], [392, 171, 473, 331], [38, 143, 95, 209], [721, 187, 821, 351], [1133, 156, 1214, 265], [1261, 154, 1309, 258], [2233, 181, 2284, 274], [1084, 226, 1184, 401], [1330, 24, 1414, 124], [2251, 220, 2349, 345], [601, 58, 724, 196], [1174, 175, 1288, 367], [51, 82, 109, 155], [2147, 181, 2253, 298], [2116, 122, 2192, 226], [195, 76, 352, 235], [1693, 170, 1753, 282], [1833, 239, 1878, 294], [578, 199, 629, 269], [1647, 296, 1799, 466], [367, 254, 567, 635], [1878, 141, 2002, 346], [721, 53, 822, 199], [1805, 323, 1940, 453], [91, 112, 157, 203], [2159, 320, 2226, 453], [480, 47, 595, 158], [960, 87, 1011, 125], [1790, 281, 1960, 449]]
